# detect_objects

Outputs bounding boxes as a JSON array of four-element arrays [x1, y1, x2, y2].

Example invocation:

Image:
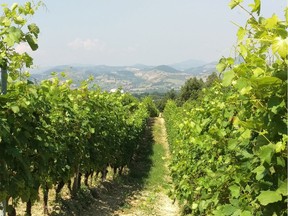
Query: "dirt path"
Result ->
[[82, 117, 179, 216]]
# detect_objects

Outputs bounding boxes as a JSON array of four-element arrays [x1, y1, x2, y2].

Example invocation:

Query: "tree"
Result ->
[[179, 77, 204, 104], [0, 2, 42, 79], [156, 88, 178, 112], [205, 71, 220, 87]]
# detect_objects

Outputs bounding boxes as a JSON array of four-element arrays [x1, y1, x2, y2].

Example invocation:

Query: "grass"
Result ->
[[145, 142, 166, 188], [145, 120, 169, 189]]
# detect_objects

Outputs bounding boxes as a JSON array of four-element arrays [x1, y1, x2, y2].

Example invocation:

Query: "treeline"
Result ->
[[0, 77, 152, 215], [163, 1, 287, 215]]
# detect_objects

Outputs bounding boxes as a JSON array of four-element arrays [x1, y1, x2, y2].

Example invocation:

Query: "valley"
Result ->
[[30, 61, 217, 93]]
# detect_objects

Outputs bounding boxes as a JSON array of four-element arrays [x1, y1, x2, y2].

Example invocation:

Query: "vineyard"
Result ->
[[0, 74, 154, 214], [0, 2, 157, 215], [164, 0, 287, 215], [0, 0, 287, 216]]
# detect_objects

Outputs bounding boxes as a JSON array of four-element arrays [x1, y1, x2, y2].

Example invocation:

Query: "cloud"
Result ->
[[15, 43, 31, 54], [68, 38, 105, 51]]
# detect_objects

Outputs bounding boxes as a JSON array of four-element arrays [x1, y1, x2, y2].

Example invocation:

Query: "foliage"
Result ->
[[164, 0, 287, 215], [142, 96, 160, 117], [0, 1, 42, 77], [0, 76, 149, 212], [205, 72, 220, 88], [154, 89, 178, 112], [178, 77, 204, 105], [0, 4, 150, 214]]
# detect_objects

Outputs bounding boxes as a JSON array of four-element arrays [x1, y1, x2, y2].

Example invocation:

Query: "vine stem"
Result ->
[[238, 4, 257, 20]]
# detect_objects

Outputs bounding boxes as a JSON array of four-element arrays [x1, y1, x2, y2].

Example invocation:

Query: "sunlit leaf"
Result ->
[[222, 70, 235, 86], [249, 0, 261, 15], [257, 191, 282, 206], [258, 144, 275, 164], [237, 27, 246, 41], [229, 0, 243, 9], [277, 180, 287, 196], [11, 105, 20, 113], [252, 165, 266, 180], [229, 185, 240, 198], [272, 37, 288, 58]]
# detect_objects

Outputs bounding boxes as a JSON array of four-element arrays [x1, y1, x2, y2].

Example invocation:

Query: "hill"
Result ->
[[31, 61, 217, 93]]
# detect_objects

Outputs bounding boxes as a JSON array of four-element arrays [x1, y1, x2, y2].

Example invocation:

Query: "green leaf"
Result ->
[[25, 34, 38, 51], [235, 77, 250, 91], [273, 69, 287, 81], [28, 23, 40, 38], [89, 127, 95, 134], [237, 27, 246, 41], [250, 0, 261, 15], [277, 156, 285, 167], [11, 105, 20, 113], [231, 209, 241, 216], [14, 16, 25, 25], [277, 180, 287, 196], [191, 202, 198, 210], [252, 67, 264, 77], [240, 129, 251, 139], [252, 165, 266, 180], [265, 14, 279, 29], [267, 96, 284, 113], [221, 204, 238, 215], [3, 26, 22, 46], [229, 0, 243, 9], [222, 70, 235, 86], [229, 185, 240, 198], [10, 3, 18, 11], [257, 190, 282, 206], [240, 211, 252, 216], [253, 76, 282, 87], [1, 17, 11, 27], [258, 144, 275, 164], [275, 141, 286, 153], [228, 139, 238, 150], [272, 37, 288, 59], [239, 44, 248, 58], [217, 58, 227, 72]]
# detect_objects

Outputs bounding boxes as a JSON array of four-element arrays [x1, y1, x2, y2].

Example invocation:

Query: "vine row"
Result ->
[[164, 1, 287, 215]]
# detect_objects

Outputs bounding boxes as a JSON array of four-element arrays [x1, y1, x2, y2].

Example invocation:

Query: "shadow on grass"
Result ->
[[50, 118, 155, 216]]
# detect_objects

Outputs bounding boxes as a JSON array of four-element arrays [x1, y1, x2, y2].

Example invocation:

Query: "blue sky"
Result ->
[[3, 0, 287, 67]]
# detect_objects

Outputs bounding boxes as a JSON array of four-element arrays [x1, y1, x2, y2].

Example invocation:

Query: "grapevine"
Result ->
[[164, 0, 287, 215]]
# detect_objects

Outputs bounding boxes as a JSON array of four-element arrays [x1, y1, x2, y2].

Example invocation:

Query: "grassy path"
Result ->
[[113, 117, 179, 216]]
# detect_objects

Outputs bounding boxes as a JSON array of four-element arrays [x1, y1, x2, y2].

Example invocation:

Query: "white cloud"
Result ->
[[15, 43, 31, 54], [68, 38, 105, 51]]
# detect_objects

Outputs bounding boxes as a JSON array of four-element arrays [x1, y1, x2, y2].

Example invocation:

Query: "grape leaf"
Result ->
[[257, 190, 282, 206]]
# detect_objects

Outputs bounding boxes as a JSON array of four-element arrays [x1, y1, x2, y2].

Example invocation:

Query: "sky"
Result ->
[[2, 0, 287, 67]]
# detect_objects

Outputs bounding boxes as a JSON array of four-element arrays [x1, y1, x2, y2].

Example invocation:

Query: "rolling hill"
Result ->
[[31, 61, 217, 93]]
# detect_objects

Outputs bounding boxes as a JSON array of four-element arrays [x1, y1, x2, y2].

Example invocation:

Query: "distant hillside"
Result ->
[[31, 61, 217, 93], [184, 62, 217, 77], [152, 65, 179, 73]]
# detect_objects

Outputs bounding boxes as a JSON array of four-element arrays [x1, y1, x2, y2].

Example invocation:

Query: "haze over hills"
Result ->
[[31, 59, 217, 93], [170, 59, 207, 71]]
